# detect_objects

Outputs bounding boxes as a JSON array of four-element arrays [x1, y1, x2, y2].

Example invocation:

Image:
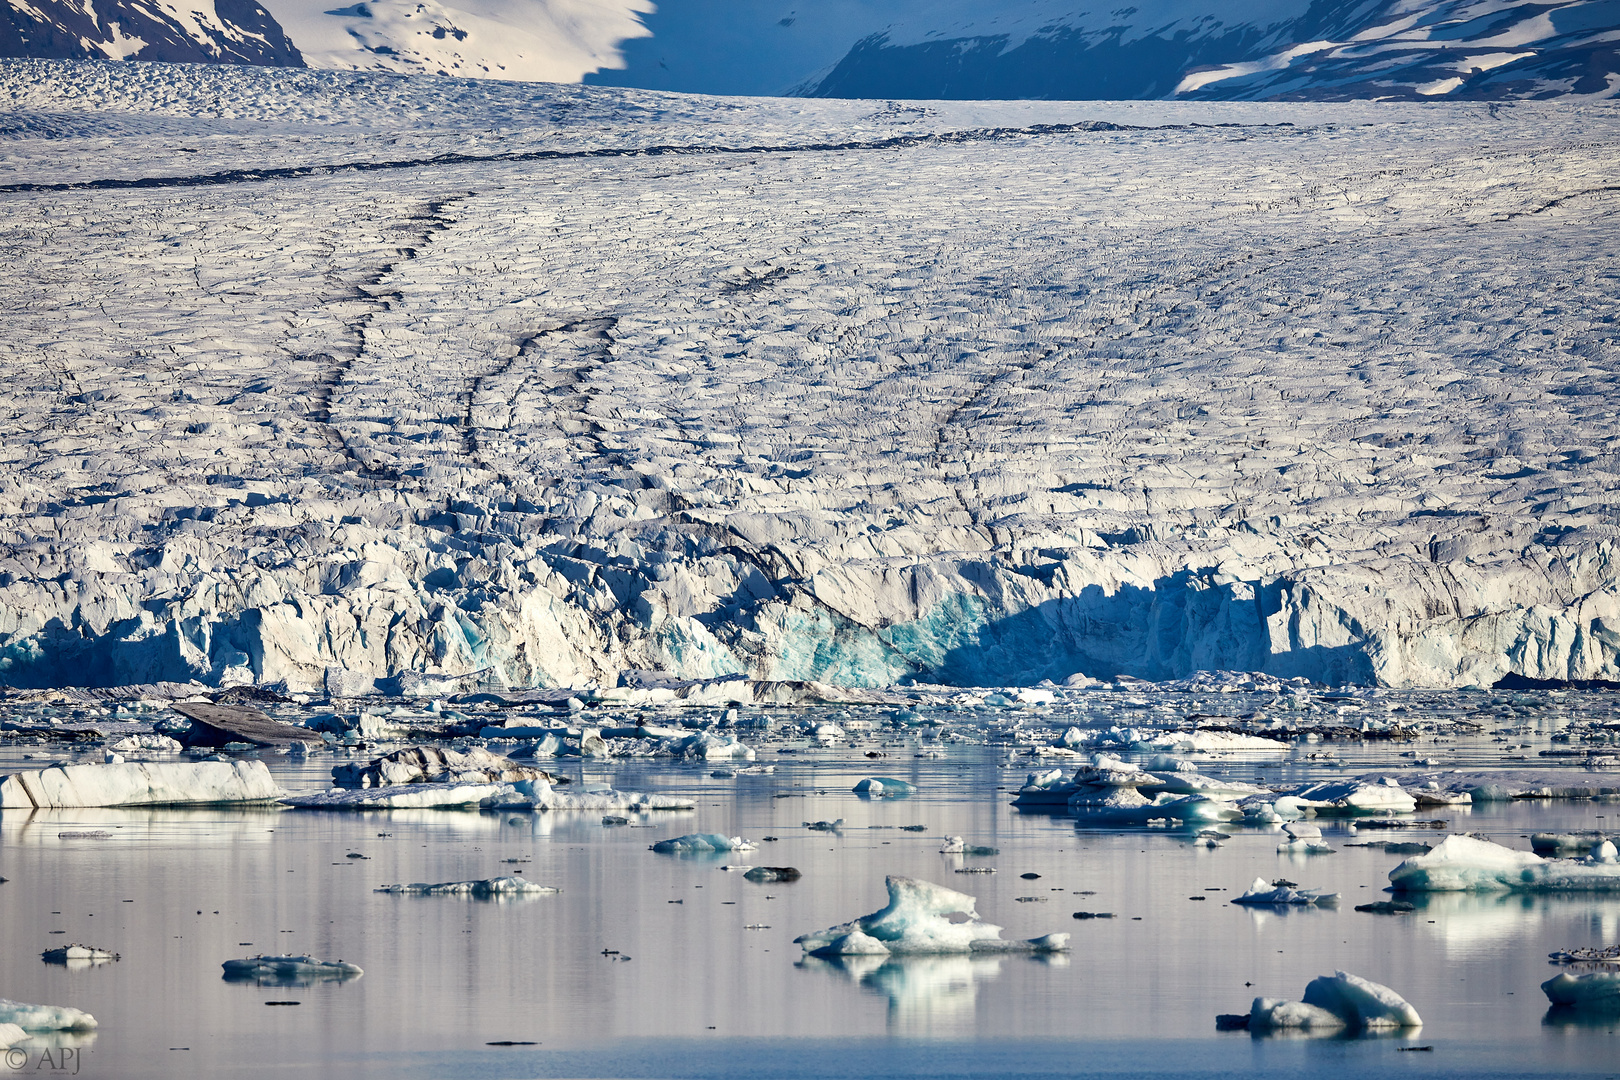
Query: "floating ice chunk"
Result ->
[[1072, 792, 1240, 825], [1531, 832, 1620, 856], [1069, 787, 1152, 810], [284, 779, 693, 811], [375, 877, 557, 896], [1283, 823, 1321, 839], [938, 836, 999, 855], [510, 779, 695, 811], [1542, 972, 1620, 1009], [813, 724, 845, 742], [744, 866, 801, 882], [1150, 772, 1271, 799], [650, 833, 756, 853], [1284, 778, 1416, 816], [0, 999, 97, 1032], [0, 1024, 24, 1050], [794, 875, 1069, 956], [0, 760, 281, 808], [107, 734, 183, 753], [1146, 754, 1197, 773], [222, 955, 364, 982], [1015, 689, 1056, 705], [1233, 877, 1339, 906], [1301, 971, 1422, 1028], [805, 819, 844, 832], [1389, 834, 1620, 892], [1277, 838, 1336, 855], [332, 746, 565, 788], [670, 732, 756, 762], [1248, 999, 1346, 1030], [854, 777, 915, 797], [41, 945, 118, 965]]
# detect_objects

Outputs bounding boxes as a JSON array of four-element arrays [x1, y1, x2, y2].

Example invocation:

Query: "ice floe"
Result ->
[[0, 761, 282, 808], [795, 875, 1069, 957], [41, 945, 118, 966], [1388, 834, 1620, 892], [375, 877, 557, 896], [650, 833, 756, 854], [331, 746, 566, 788], [222, 955, 364, 982], [855, 777, 916, 797], [1543, 972, 1620, 1010], [284, 779, 695, 811], [1232, 878, 1338, 906], [1230, 971, 1421, 1032]]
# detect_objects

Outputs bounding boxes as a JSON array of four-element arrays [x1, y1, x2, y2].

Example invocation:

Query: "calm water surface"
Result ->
[[2, 706, 1618, 1078]]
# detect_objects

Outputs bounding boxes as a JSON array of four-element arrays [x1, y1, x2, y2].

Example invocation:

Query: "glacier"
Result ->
[[0, 61, 1619, 695]]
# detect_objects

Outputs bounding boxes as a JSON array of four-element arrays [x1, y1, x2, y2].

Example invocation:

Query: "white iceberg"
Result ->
[[106, 734, 183, 753], [1246, 971, 1421, 1031], [332, 746, 563, 788], [0, 761, 282, 808], [0, 1024, 25, 1050], [1542, 971, 1620, 1010], [650, 833, 756, 853], [1071, 792, 1240, 825], [1283, 778, 1417, 816], [1232, 877, 1338, 906], [1388, 834, 1620, 892], [794, 875, 1069, 956], [375, 877, 556, 896], [41, 945, 119, 965], [0, 999, 97, 1032], [670, 732, 757, 762]]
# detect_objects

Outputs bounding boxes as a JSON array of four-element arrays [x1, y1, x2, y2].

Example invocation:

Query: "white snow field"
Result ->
[[1, 59, 1619, 692]]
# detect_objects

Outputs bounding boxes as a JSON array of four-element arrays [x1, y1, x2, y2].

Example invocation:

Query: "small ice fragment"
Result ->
[[1232, 877, 1338, 906], [375, 877, 558, 896], [743, 866, 801, 882]]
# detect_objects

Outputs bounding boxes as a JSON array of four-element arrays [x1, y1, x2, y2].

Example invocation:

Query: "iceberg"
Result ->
[[1232, 877, 1338, 906], [1542, 972, 1620, 1010], [331, 746, 565, 788], [0, 999, 97, 1032], [855, 777, 916, 797], [106, 734, 183, 753], [650, 833, 756, 853], [0, 760, 282, 808], [222, 955, 364, 982], [1389, 835, 1620, 892], [40, 945, 119, 966], [795, 876, 1069, 957], [744, 866, 801, 882], [1241, 971, 1421, 1031], [1282, 778, 1416, 816], [1071, 792, 1240, 825], [0, 1025, 24, 1051], [670, 732, 756, 762], [375, 877, 557, 896]]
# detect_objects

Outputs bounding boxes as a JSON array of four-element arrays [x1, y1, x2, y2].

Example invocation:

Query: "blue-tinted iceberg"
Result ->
[[222, 955, 364, 983], [0, 999, 97, 1032], [794, 875, 1069, 957], [1246, 971, 1421, 1031], [1542, 972, 1620, 1010], [650, 833, 756, 853]]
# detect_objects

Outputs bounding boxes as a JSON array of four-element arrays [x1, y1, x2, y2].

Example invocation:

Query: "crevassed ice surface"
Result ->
[[1, 60, 1620, 695]]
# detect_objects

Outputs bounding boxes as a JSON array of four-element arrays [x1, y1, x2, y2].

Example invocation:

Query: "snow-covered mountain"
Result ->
[[788, 0, 1620, 100], [0, 0, 302, 65], [3, 0, 1615, 96]]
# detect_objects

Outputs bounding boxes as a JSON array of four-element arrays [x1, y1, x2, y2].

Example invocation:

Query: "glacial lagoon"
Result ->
[[3, 689, 1618, 1078]]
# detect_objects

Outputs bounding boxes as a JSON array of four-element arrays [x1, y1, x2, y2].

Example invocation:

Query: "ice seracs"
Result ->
[[0, 760, 282, 808], [794, 875, 1069, 956], [1388, 834, 1620, 892]]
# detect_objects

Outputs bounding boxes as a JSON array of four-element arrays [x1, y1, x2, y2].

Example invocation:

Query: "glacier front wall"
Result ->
[[4, 516, 1619, 691]]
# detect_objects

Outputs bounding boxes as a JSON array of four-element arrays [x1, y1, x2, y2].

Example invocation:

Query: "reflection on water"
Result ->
[[798, 954, 1006, 1035]]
